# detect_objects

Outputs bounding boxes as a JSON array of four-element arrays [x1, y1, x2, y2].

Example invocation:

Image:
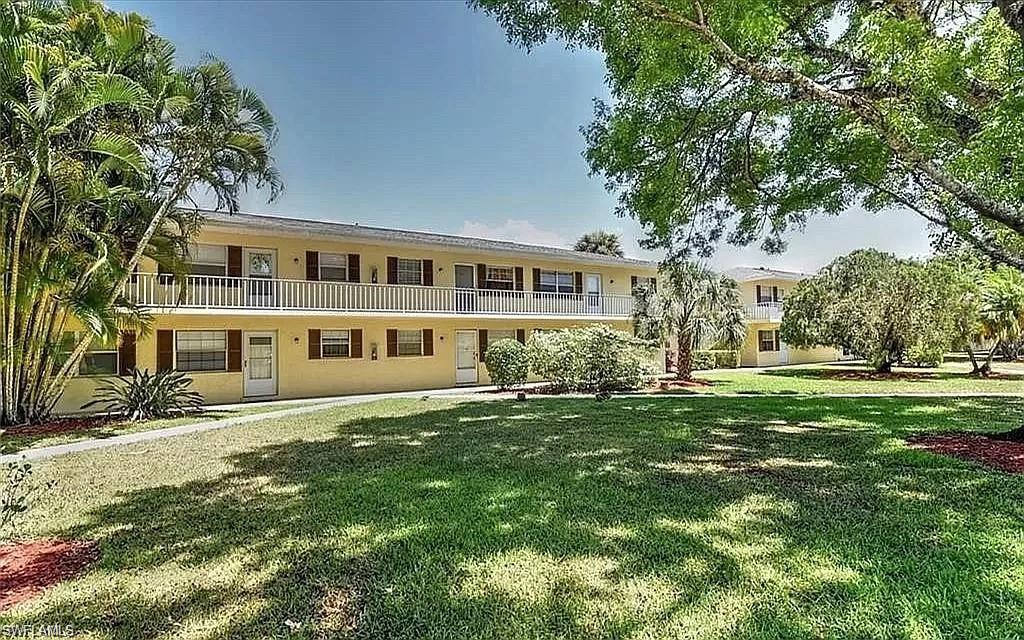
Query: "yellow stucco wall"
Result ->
[[55, 316, 650, 414], [739, 322, 841, 367]]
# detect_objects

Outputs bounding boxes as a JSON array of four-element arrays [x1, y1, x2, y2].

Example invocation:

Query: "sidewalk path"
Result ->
[[0, 385, 515, 463]]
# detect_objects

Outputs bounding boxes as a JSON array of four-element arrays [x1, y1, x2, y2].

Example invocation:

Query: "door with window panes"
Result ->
[[245, 248, 276, 307]]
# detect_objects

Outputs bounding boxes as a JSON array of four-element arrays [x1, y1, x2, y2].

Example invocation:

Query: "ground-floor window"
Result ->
[[60, 331, 118, 375], [321, 330, 351, 358], [397, 329, 424, 356], [176, 330, 227, 371], [487, 329, 516, 347], [758, 330, 780, 352]]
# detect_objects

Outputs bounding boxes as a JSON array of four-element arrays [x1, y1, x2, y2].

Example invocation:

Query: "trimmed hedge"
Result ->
[[693, 350, 741, 370], [484, 338, 530, 390], [528, 325, 657, 392]]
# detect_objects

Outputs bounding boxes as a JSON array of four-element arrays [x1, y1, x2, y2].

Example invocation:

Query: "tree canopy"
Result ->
[[0, 0, 280, 425], [474, 0, 1024, 266], [574, 230, 625, 257]]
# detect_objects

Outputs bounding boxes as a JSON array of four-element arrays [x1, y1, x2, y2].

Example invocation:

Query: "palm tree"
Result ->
[[574, 230, 624, 257], [1, 0, 281, 425], [633, 262, 746, 380], [977, 266, 1024, 373]]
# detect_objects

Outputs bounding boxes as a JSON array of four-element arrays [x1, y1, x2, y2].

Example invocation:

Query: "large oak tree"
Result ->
[[473, 0, 1024, 265]]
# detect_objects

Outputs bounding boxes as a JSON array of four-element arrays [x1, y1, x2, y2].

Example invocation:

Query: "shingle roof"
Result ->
[[199, 210, 657, 268], [721, 266, 812, 282]]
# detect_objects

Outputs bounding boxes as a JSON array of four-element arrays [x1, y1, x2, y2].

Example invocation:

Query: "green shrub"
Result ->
[[484, 338, 530, 390], [906, 341, 945, 367], [82, 369, 203, 421], [691, 350, 716, 371], [528, 325, 656, 392]]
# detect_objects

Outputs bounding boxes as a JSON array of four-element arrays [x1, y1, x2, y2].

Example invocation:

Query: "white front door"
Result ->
[[455, 330, 478, 384], [585, 273, 602, 313], [245, 248, 276, 307], [244, 331, 277, 396]]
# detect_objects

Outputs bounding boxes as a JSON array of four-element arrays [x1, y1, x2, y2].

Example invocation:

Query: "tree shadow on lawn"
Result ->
[[8, 397, 1024, 639], [759, 366, 1024, 383]]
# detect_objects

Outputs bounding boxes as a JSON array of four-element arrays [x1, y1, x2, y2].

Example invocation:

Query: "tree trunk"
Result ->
[[876, 360, 893, 373], [676, 338, 693, 381], [966, 345, 981, 374]]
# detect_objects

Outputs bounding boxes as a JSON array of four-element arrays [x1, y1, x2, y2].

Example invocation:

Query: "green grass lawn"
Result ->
[[5, 395, 1024, 638], [686, 360, 1024, 395], [0, 401, 325, 453]]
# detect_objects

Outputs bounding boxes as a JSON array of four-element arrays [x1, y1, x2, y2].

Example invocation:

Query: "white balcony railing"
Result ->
[[126, 273, 635, 318], [745, 301, 784, 322]]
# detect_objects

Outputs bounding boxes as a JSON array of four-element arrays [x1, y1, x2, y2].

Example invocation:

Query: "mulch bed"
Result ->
[[0, 538, 99, 611], [907, 431, 1024, 474], [2, 416, 114, 438], [652, 379, 714, 391]]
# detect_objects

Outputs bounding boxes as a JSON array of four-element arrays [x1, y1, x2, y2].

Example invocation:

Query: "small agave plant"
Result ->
[[82, 369, 204, 422]]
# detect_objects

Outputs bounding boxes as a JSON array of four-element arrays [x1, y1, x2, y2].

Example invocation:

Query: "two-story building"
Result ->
[[57, 211, 660, 412], [724, 266, 842, 367]]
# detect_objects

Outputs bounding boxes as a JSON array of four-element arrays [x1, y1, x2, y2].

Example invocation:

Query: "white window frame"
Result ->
[[397, 258, 424, 286], [539, 270, 574, 294], [175, 330, 228, 372], [758, 330, 779, 353], [61, 331, 119, 376], [397, 329, 424, 356], [485, 265, 515, 290], [321, 329, 352, 359], [186, 243, 228, 277], [319, 252, 349, 282]]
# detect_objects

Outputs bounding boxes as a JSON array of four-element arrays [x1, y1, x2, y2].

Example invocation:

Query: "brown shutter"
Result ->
[[348, 254, 360, 282], [308, 329, 321, 359], [227, 246, 242, 277], [227, 330, 242, 372], [422, 328, 434, 356], [387, 257, 398, 284], [772, 286, 779, 301], [774, 330, 781, 351], [477, 264, 488, 290], [514, 267, 524, 291], [574, 271, 583, 294], [156, 329, 174, 372], [422, 259, 433, 286], [306, 251, 319, 281], [756, 285, 762, 301], [532, 268, 541, 290], [386, 329, 398, 357], [118, 330, 136, 376], [350, 329, 363, 358], [516, 328, 526, 344], [478, 329, 488, 358], [631, 275, 638, 292]]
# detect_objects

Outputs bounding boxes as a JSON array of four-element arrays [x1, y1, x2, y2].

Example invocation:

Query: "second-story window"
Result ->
[[319, 253, 349, 282], [756, 285, 783, 303], [397, 258, 423, 285], [187, 244, 227, 276], [485, 266, 514, 290], [538, 270, 574, 294]]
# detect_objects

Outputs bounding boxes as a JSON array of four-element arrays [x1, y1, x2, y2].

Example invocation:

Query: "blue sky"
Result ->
[[110, 0, 932, 271]]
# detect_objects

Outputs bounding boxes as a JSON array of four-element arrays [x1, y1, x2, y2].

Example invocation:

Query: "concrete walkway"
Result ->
[[0, 385, 515, 463]]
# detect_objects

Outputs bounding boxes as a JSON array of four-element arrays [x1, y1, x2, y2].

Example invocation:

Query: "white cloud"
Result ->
[[457, 219, 568, 248]]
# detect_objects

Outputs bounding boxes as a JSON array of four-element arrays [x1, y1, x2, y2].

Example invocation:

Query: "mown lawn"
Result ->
[[5, 395, 1024, 639], [688, 360, 1024, 395]]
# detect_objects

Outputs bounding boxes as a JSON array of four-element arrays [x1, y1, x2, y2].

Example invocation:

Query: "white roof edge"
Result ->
[[196, 210, 658, 269]]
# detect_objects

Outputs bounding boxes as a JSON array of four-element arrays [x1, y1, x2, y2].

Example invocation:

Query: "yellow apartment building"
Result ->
[[724, 267, 842, 367], [56, 211, 660, 412], [55, 215, 845, 413]]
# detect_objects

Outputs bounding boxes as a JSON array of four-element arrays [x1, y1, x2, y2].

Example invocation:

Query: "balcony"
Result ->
[[126, 273, 635, 319], [745, 301, 783, 322]]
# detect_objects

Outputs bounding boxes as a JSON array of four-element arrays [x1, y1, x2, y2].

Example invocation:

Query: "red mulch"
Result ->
[[655, 379, 714, 390], [2, 416, 113, 438], [907, 433, 1024, 474], [0, 538, 99, 611]]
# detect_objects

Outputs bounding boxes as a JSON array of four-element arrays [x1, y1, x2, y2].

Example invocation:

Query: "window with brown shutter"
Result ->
[[422, 329, 433, 356], [156, 329, 174, 371], [227, 330, 242, 372], [422, 259, 434, 286], [386, 328, 398, 357], [514, 267, 524, 291], [118, 331, 136, 376], [308, 329, 321, 359], [387, 257, 398, 285], [348, 254, 360, 282], [306, 251, 320, 281], [351, 329, 363, 358], [227, 246, 242, 277]]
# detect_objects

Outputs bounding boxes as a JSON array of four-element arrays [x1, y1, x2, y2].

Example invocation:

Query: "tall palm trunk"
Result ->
[[676, 336, 694, 381]]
